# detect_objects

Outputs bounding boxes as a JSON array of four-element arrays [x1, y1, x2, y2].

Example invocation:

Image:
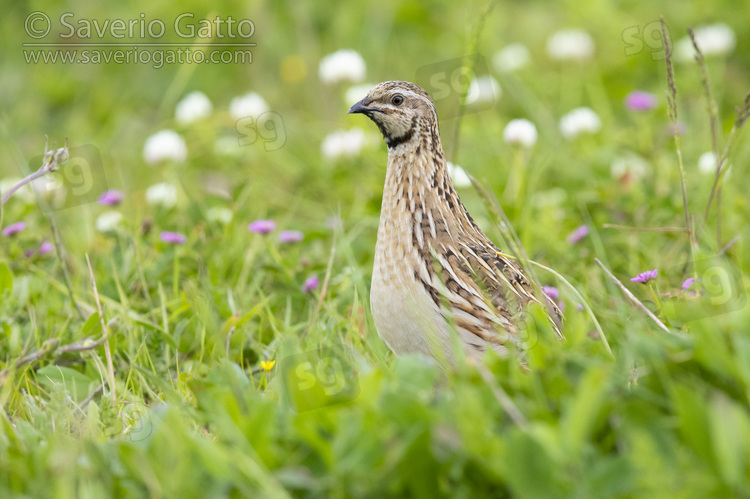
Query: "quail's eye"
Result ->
[[391, 94, 405, 106]]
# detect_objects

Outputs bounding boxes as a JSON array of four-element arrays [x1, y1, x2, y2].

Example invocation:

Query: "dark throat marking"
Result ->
[[385, 116, 418, 149]]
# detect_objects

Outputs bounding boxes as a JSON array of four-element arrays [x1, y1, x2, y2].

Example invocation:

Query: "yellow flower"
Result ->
[[260, 360, 275, 371], [280, 55, 307, 83]]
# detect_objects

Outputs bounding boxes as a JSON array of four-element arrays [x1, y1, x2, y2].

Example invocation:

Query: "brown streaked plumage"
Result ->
[[349, 81, 561, 363]]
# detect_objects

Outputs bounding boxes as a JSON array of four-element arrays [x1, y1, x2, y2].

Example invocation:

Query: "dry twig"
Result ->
[[1, 138, 69, 205], [661, 17, 696, 260], [0, 328, 112, 385]]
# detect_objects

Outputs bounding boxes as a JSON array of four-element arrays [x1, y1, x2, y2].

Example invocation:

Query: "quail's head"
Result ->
[[348, 81, 438, 148]]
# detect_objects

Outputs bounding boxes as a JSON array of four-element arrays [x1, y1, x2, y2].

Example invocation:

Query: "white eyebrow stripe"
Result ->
[[400, 90, 424, 99], [387, 89, 431, 104]]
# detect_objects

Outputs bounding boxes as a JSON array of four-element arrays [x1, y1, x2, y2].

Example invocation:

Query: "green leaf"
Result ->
[[36, 365, 95, 402], [0, 263, 12, 295], [82, 312, 102, 336], [506, 427, 567, 498], [561, 366, 610, 458], [131, 317, 178, 348], [672, 384, 712, 463], [709, 393, 745, 487]]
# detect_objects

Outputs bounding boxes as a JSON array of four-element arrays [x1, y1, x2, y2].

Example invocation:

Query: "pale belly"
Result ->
[[370, 236, 456, 360]]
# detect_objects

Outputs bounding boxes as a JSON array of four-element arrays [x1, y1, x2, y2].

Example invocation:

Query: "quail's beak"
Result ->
[[347, 98, 382, 115]]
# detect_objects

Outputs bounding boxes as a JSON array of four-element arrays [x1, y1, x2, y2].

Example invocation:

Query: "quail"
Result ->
[[348, 81, 561, 362]]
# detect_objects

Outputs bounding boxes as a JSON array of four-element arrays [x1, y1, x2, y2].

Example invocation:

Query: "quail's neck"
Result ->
[[383, 122, 443, 206], [385, 118, 443, 160], [380, 120, 474, 239]]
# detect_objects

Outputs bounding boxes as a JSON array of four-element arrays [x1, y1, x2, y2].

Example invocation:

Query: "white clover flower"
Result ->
[[318, 49, 366, 85], [31, 176, 66, 205], [145, 182, 178, 208], [447, 162, 472, 188], [466, 75, 501, 106], [0, 177, 35, 204], [229, 92, 269, 120], [531, 187, 568, 208], [345, 83, 376, 105], [547, 29, 595, 61], [676, 23, 736, 61], [493, 43, 531, 73], [321, 129, 367, 160], [610, 153, 649, 181], [213, 136, 242, 158], [698, 151, 731, 178], [175, 91, 213, 125], [698, 151, 717, 174], [206, 207, 233, 224], [143, 130, 187, 165], [559, 107, 601, 139], [503, 119, 538, 147], [96, 211, 123, 233]]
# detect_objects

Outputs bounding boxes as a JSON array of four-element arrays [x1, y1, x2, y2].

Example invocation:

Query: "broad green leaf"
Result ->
[[561, 366, 610, 458], [672, 384, 712, 463], [709, 393, 745, 487], [0, 263, 12, 295], [36, 365, 95, 402], [506, 428, 567, 498], [82, 312, 102, 336]]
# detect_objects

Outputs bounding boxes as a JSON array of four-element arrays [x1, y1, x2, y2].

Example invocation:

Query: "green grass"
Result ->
[[2, 1, 750, 497]]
